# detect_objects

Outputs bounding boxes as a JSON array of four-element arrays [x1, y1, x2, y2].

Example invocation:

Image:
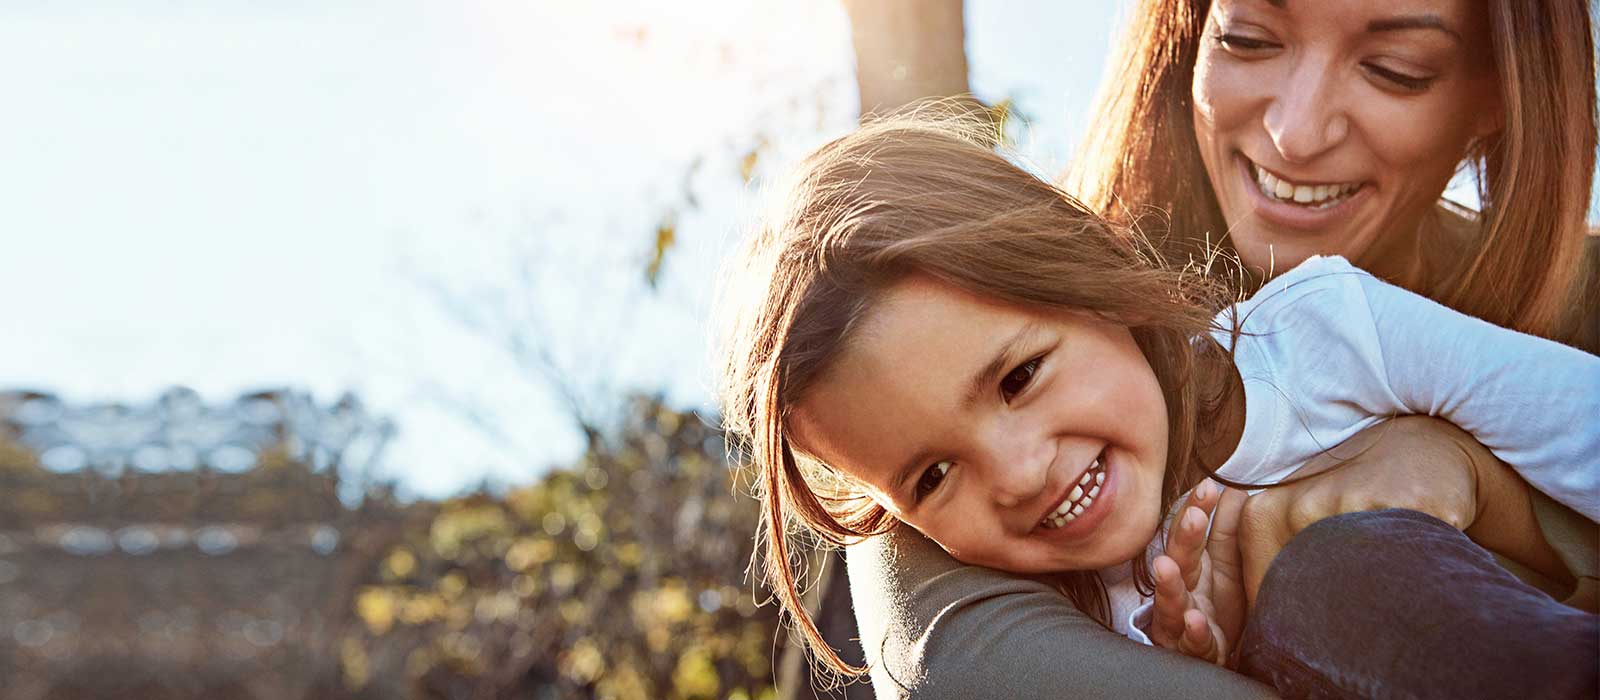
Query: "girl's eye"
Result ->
[[916, 460, 952, 499], [1000, 357, 1041, 401], [1362, 63, 1436, 93], [1212, 32, 1279, 54]]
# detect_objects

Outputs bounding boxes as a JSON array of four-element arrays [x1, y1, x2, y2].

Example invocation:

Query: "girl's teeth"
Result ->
[[1039, 457, 1106, 529]]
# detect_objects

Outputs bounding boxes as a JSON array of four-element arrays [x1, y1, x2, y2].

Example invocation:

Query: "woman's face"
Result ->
[[1190, 0, 1500, 276], [789, 277, 1171, 573]]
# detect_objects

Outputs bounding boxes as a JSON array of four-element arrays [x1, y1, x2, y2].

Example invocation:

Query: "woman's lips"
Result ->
[[1236, 154, 1371, 232]]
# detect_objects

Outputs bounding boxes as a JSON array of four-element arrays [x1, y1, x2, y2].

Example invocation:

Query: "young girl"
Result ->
[[716, 115, 1599, 672]]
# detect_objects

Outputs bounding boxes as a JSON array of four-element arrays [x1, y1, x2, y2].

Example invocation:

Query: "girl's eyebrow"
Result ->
[[961, 321, 1044, 409], [890, 320, 1044, 507], [890, 448, 934, 507]]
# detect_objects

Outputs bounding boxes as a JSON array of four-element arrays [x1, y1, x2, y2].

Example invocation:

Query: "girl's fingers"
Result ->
[[1151, 555, 1189, 643], [1175, 506, 1209, 591], [1205, 486, 1246, 581], [1166, 479, 1217, 590], [1179, 609, 1221, 664]]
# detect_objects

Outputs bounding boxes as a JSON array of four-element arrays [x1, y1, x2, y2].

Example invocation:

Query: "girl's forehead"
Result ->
[[866, 276, 1030, 331]]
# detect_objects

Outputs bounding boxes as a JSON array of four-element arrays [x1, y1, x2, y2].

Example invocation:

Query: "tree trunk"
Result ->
[[842, 0, 978, 118]]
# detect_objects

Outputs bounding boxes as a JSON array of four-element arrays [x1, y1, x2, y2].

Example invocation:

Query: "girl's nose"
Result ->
[[1263, 58, 1349, 164], [977, 435, 1052, 509]]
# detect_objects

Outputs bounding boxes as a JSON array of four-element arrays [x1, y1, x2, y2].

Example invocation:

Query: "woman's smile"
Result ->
[[1234, 153, 1376, 234], [1190, 0, 1500, 276]]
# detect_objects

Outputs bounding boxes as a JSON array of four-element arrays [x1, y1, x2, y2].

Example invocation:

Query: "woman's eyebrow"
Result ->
[[1259, 1, 1464, 45], [1367, 15, 1463, 43]]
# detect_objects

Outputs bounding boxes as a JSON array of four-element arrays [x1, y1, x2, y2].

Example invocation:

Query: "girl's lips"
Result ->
[[1035, 449, 1117, 539], [1236, 154, 1371, 232]]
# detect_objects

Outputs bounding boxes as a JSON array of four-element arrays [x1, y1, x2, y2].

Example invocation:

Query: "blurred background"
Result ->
[[1, 1, 1595, 699]]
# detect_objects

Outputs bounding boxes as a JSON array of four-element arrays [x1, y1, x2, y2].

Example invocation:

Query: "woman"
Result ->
[[842, 0, 1597, 697], [1068, 0, 1596, 349]]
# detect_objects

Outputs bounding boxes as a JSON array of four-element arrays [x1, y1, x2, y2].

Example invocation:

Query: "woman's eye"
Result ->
[[916, 460, 952, 499], [1362, 63, 1435, 93], [1213, 32, 1279, 53], [1000, 357, 1041, 401]]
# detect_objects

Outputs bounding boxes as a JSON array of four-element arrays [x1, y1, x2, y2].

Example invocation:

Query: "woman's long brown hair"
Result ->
[[1066, 0, 1597, 345], [717, 110, 1237, 677]]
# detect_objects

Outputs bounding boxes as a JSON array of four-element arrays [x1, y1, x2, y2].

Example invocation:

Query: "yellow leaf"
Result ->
[[561, 638, 606, 684], [672, 646, 720, 699], [341, 636, 371, 690], [355, 587, 396, 635], [646, 216, 677, 288], [385, 548, 416, 579]]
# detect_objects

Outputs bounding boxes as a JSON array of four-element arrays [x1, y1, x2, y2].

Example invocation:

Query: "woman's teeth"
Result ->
[[1252, 163, 1361, 209], [1039, 457, 1105, 530]]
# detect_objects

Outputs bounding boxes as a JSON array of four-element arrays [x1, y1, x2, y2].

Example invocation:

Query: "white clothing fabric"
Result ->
[[1116, 255, 1600, 644]]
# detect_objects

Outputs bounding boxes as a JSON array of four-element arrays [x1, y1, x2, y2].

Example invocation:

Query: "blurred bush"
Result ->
[[340, 395, 781, 700], [0, 390, 782, 700]]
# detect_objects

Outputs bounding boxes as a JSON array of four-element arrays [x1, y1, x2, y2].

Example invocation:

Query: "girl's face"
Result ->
[[790, 276, 1171, 573], [1190, 0, 1499, 276]]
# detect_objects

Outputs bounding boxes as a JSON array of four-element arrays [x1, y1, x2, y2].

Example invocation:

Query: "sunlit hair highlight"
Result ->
[[717, 107, 1236, 677]]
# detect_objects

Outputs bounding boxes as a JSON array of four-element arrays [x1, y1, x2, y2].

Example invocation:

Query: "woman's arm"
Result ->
[[1236, 416, 1577, 604], [846, 525, 1277, 699], [1346, 260, 1600, 521]]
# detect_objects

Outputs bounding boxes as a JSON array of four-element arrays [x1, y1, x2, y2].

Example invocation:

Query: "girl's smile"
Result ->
[[789, 275, 1172, 573], [1033, 447, 1120, 539]]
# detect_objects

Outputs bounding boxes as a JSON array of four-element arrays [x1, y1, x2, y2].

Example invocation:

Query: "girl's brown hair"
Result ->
[[717, 111, 1236, 676], [1066, 0, 1597, 344]]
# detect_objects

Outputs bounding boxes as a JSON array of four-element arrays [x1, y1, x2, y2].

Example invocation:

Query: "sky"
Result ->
[[2, 1, 1594, 497]]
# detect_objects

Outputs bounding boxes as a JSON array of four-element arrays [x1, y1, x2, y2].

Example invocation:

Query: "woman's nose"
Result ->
[[1262, 59, 1350, 164]]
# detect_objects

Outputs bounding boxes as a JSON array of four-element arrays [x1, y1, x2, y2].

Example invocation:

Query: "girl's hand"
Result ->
[[1148, 479, 1248, 666]]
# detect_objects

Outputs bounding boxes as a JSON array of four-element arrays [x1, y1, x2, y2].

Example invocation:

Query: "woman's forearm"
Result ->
[[1463, 442, 1574, 585], [1237, 416, 1574, 599]]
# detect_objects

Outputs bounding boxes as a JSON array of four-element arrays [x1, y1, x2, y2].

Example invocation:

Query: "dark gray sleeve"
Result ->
[[847, 526, 1276, 700]]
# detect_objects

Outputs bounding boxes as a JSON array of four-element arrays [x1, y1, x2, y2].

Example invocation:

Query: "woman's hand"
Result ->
[[1233, 415, 1567, 606]]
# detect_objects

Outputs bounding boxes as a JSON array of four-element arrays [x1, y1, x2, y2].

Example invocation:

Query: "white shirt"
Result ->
[[1117, 255, 1600, 644]]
